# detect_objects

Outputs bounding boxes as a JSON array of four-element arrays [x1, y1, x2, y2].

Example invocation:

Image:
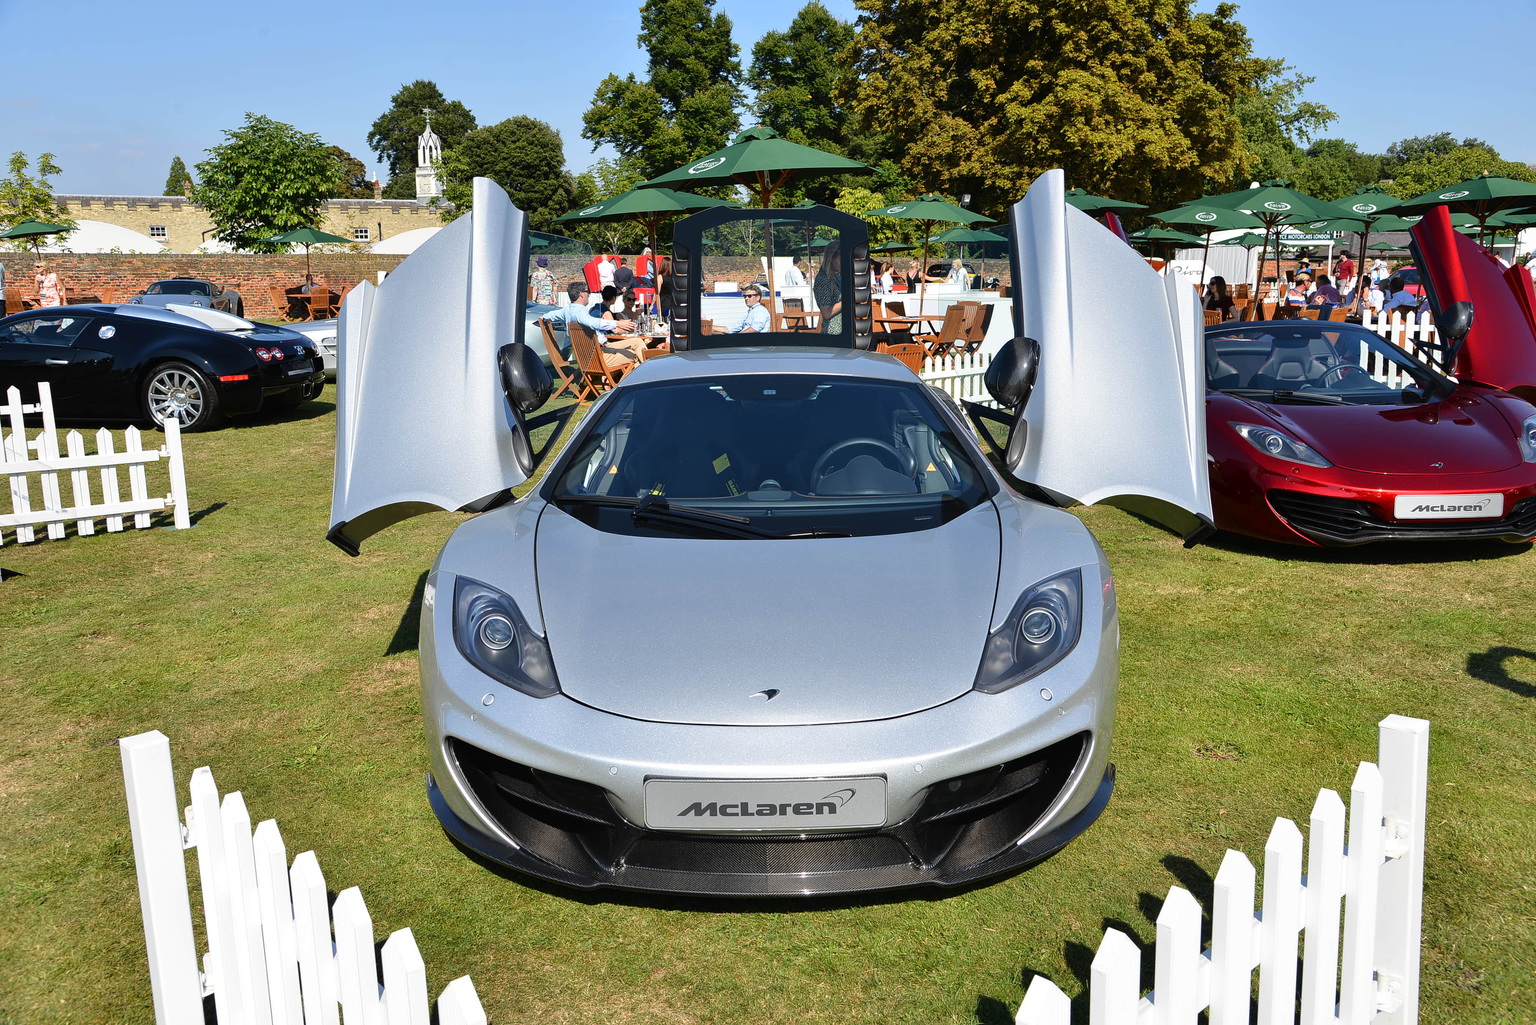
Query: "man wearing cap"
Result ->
[[530, 255, 556, 305], [726, 284, 772, 333]]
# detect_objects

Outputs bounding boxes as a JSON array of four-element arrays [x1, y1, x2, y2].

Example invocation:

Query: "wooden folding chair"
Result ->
[[307, 290, 337, 320], [267, 285, 290, 319], [1297, 307, 1320, 320], [568, 322, 630, 394], [539, 318, 597, 404], [1326, 306, 1349, 321], [955, 302, 988, 354], [876, 342, 927, 374], [913, 305, 968, 357], [1204, 309, 1224, 327]]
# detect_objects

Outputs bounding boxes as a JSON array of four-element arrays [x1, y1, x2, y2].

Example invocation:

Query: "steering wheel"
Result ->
[[811, 438, 913, 481], [1319, 363, 1371, 387]]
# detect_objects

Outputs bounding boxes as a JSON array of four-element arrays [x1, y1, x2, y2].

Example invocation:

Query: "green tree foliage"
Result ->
[[0, 152, 75, 248], [163, 156, 192, 197], [567, 156, 648, 251], [1387, 144, 1536, 199], [582, 0, 742, 180], [1288, 139, 1383, 202], [439, 117, 579, 232], [747, 2, 856, 150], [367, 80, 477, 195], [847, 0, 1277, 214], [1382, 133, 1490, 175], [1229, 65, 1337, 187], [194, 114, 341, 253], [326, 146, 375, 198]]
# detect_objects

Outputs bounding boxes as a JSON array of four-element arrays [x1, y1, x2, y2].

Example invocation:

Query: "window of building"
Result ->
[[352, 227, 370, 242], [149, 225, 168, 240]]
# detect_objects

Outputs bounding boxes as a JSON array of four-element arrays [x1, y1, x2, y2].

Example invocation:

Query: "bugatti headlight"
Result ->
[[1230, 422, 1332, 468], [452, 577, 560, 698], [128, 297, 142, 304], [973, 569, 1082, 694], [1519, 414, 1536, 463]]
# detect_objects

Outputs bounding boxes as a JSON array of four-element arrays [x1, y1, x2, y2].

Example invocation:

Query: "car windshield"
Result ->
[[1206, 323, 1452, 405], [550, 374, 992, 538], [146, 280, 212, 296]]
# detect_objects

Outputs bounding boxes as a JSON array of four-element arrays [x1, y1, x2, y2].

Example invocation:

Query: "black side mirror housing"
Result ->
[[498, 342, 553, 416], [1439, 300, 1474, 342], [985, 336, 1041, 410]]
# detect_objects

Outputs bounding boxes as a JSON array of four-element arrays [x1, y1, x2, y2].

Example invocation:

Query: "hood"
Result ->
[[535, 504, 1002, 726], [1216, 392, 1526, 474], [1411, 206, 1536, 400]]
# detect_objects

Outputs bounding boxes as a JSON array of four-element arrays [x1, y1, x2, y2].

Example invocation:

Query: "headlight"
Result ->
[[129, 297, 141, 304], [1520, 414, 1536, 463], [1229, 422, 1332, 468], [973, 569, 1082, 694], [191, 299, 204, 306], [452, 577, 560, 698]]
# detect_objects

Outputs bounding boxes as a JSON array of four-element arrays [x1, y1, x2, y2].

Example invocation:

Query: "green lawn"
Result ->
[[1, 399, 1532, 1024]]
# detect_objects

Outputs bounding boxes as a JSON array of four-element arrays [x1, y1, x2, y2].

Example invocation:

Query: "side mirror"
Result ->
[[985, 336, 1041, 410], [1439, 300, 1474, 341], [498, 342, 553, 417]]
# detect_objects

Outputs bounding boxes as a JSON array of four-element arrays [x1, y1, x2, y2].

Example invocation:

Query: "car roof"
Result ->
[[616, 347, 917, 386]]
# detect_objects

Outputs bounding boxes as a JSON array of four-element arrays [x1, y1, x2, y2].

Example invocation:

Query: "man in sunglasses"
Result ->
[[727, 284, 772, 333]]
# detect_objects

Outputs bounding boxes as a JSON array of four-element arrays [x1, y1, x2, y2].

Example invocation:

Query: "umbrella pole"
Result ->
[[1199, 231, 1211, 289]]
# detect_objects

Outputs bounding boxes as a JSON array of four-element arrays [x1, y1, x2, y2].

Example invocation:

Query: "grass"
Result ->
[[1, 397, 1533, 1024]]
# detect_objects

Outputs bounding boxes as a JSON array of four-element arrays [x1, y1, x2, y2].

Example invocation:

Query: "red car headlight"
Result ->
[[1229, 422, 1332, 468]]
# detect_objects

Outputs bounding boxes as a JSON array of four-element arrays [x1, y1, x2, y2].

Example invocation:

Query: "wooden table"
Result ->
[[604, 333, 671, 362], [779, 310, 820, 332]]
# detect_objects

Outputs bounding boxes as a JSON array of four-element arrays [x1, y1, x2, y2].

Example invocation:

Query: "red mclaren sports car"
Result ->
[[1205, 207, 1536, 546]]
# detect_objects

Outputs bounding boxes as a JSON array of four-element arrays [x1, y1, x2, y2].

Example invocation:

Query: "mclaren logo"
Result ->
[[677, 788, 856, 819], [1411, 498, 1493, 513]]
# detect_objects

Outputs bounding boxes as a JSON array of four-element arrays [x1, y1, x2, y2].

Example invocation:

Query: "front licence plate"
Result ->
[[644, 776, 887, 831], [1393, 493, 1504, 520]]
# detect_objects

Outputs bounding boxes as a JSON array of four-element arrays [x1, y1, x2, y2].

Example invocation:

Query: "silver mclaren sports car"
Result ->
[[329, 173, 1211, 896]]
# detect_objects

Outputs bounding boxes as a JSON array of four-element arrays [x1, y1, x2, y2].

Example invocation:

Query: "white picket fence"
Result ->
[[920, 350, 995, 407], [1, 383, 190, 546], [1358, 310, 1444, 372], [1015, 714, 1428, 1025], [120, 730, 486, 1025]]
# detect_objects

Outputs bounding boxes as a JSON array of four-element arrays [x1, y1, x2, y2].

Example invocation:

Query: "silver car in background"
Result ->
[[328, 175, 1209, 896]]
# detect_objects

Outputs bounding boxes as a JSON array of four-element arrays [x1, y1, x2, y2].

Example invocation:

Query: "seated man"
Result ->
[[543, 281, 636, 350], [727, 284, 771, 333], [1382, 276, 1421, 319]]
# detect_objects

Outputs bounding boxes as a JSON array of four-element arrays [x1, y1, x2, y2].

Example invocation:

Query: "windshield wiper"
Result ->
[[1228, 388, 1349, 405], [555, 493, 849, 539]]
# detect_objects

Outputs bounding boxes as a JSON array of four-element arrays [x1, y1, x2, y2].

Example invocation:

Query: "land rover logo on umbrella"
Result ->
[[578, 205, 604, 216], [1264, 201, 1292, 211], [689, 157, 727, 174], [1196, 212, 1217, 222], [1350, 203, 1379, 214], [1438, 190, 1470, 200], [886, 205, 908, 213]]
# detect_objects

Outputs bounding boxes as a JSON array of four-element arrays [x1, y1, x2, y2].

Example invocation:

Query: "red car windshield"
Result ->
[[1206, 323, 1451, 405]]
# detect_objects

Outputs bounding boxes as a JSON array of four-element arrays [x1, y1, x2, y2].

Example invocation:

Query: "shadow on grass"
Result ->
[[386, 571, 429, 656], [1466, 646, 1536, 699], [226, 398, 337, 430], [1201, 528, 1532, 565]]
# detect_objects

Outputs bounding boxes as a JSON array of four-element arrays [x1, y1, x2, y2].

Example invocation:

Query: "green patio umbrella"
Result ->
[[1129, 226, 1205, 246], [1309, 187, 1404, 303], [865, 195, 992, 308], [1393, 173, 1536, 241], [641, 126, 870, 208], [1192, 180, 1335, 299], [0, 217, 73, 257], [1214, 231, 1269, 247], [267, 226, 353, 278], [555, 186, 739, 280], [1063, 189, 1148, 214], [871, 240, 918, 252], [1152, 203, 1265, 282], [1367, 240, 1410, 251]]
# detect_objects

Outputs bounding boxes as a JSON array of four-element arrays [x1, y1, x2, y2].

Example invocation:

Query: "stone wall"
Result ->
[[51, 195, 450, 254]]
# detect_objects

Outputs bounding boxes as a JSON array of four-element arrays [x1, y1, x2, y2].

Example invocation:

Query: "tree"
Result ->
[[327, 146, 375, 198], [194, 114, 341, 253], [1382, 133, 1491, 175], [163, 156, 192, 197], [439, 117, 579, 232], [1228, 65, 1337, 187], [1, 152, 75, 248], [367, 80, 476, 197], [1387, 143, 1536, 199], [747, 3, 856, 151], [567, 156, 649, 251], [1288, 139, 1383, 202], [847, 0, 1280, 214], [582, 0, 742, 180]]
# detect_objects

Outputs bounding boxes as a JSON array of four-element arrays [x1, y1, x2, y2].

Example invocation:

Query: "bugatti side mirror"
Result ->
[[985, 336, 1041, 410], [1439, 300, 1474, 342], [498, 342, 553, 416]]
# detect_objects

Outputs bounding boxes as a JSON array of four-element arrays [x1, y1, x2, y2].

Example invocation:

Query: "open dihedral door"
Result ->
[[329, 177, 535, 555], [1006, 169, 1212, 543], [1410, 205, 1536, 402]]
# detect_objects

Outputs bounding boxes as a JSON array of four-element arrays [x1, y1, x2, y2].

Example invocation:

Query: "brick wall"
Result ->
[[1, 253, 407, 320]]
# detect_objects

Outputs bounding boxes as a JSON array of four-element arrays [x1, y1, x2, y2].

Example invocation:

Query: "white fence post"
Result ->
[[436, 977, 488, 1025], [333, 887, 385, 1025], [290, 851, 340, 1025], [1151, 887, 1202, 1024], [1089, 929, 1140, 1024], [1301, 790, 1346, 1025], [380, 928, 429, 1025], [1375, 715, 1430, 1025], [1209, 850, 1255, 1025], [1015, 976, 1070, 1025], [118, 732, 203, 1025]]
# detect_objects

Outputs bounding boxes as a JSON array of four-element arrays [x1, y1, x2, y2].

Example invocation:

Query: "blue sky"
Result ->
[[3, 0, 1531, 197]]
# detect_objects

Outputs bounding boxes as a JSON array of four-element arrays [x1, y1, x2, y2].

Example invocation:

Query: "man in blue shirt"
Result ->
[[727, 284, 771, 333]]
